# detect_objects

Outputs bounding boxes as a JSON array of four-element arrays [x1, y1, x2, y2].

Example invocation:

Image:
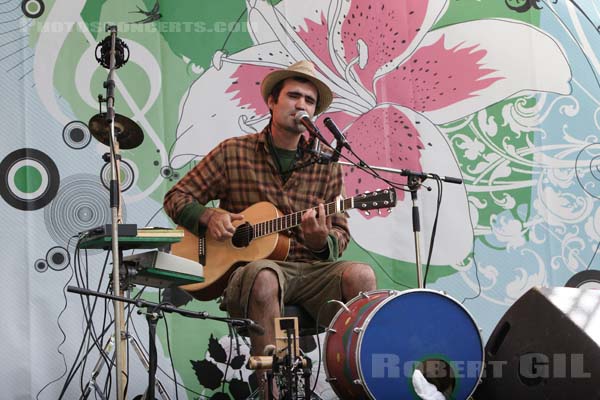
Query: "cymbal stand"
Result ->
[[99, 24, 128, 399]]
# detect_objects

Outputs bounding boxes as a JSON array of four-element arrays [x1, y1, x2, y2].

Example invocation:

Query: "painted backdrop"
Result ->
[[1, 0, 599, 398]]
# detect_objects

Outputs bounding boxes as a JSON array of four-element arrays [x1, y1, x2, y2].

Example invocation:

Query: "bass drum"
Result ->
[[323, 289, 484, 399]]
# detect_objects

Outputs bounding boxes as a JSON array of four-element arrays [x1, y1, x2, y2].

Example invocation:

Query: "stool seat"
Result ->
[[282, 304, 325, 353], [283, 304, 325, 337], [236, 304, 325, 353]]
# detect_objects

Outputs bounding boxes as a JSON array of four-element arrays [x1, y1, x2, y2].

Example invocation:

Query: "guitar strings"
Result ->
[[232, 201, 350, 239]]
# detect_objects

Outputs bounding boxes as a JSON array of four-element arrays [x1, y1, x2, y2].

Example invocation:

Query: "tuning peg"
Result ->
[[364, 211, 370, 216]]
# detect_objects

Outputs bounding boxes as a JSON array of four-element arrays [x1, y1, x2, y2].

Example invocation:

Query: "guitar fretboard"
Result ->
[[196, 189, 394, 257], [253, 197, 354, 238]]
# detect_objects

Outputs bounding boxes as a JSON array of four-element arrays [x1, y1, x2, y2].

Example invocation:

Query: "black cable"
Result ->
[[127, 313, 207, 398], [78, 248, 114, 394], [309, 301, 330, 396], [99, 286, 114, 398], [585, 240, 600, 270], [341, 143, 413, 191], [221, 324, 235, 394], [78, 246, 98, 394], [77, 243, 117, 398], [57, 318, 116, 400], [35, 235, 79, 400], [350, 239, 413, 289], [292, 138, 412, 194], [143, 206, 166, 229], [460, 250, 483, 304], [159, 289, 180, 400], [58, 243, 114, 400], [58, 241, 93, 399]]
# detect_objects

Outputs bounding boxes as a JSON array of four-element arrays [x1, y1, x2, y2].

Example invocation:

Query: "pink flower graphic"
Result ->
[[172, 0, 570, 265]]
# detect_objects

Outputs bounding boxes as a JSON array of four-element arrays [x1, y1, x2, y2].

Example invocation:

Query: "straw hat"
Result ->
[[260, 60, 333, 115]]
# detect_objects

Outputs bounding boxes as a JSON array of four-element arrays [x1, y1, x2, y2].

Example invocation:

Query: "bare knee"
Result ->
[[341, 263, 376, 300], [249, 268, 280, 307]]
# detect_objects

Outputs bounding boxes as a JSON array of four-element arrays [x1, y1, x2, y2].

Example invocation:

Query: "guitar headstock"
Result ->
[[353, 188, 397, 214]]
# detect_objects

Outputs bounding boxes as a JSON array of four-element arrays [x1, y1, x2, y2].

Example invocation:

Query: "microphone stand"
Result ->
[[335, 159, 461, 288], [67, 286, 261, 400], [303, 115, 464, 288], [318, 117, 463, 288]]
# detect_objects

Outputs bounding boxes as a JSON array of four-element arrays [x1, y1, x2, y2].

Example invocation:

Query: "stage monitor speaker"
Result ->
[[474, 286, 600, 400]]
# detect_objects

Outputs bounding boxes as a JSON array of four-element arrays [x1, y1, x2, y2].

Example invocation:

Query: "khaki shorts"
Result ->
[[221, 259, 355, 326]]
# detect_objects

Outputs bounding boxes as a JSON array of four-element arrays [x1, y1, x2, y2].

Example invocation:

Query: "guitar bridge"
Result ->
[[198, 237, 207, 265]]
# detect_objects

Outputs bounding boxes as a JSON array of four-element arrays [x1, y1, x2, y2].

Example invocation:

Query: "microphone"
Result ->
[[243, 318, 265, 336], [95, 25, 130, 69], [295, 111, 325, 141], [400, 169, 463, 185], [323, 117, 351, 150]]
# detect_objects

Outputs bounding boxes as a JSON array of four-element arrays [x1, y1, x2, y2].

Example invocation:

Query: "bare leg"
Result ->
[[341, 262, 377, 301], [248, 269, 281, 399]]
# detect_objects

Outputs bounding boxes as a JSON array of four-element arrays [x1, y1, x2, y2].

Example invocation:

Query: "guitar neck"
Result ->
[[254, 198, 354, 238]]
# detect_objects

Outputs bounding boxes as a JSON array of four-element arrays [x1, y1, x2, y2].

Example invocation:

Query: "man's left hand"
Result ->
[[301, 203, 330, 251]]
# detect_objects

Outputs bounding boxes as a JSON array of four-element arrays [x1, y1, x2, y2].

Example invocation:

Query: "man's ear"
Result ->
[[267, 94, 275, 110]]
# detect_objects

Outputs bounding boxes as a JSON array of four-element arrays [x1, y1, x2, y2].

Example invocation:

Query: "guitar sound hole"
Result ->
[[231, 222, 254, 248]]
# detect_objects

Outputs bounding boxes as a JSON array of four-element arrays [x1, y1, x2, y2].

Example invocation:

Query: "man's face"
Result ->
[[268, 78, 319, 135]]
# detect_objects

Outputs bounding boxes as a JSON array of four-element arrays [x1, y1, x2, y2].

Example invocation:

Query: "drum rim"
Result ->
[[354, 288, 486, 400], [322, 289, 395, 399]]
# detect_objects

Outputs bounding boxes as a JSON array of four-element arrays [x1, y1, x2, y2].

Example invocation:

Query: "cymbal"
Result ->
[[88, 113, 144, 149]]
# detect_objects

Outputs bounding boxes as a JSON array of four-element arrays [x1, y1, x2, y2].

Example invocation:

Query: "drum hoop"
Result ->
[[322, 289, 396, 396], [354, 289, 486, 399]]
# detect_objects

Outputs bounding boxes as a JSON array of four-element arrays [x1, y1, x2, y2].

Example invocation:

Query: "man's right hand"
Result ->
[[206, 211, 244, 241]]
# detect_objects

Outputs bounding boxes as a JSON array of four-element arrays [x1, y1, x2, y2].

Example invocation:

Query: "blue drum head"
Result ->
[[358, 290, 483, 399]]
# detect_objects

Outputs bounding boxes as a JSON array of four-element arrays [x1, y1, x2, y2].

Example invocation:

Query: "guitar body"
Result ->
[[172, 202, 291, 300], [170, 188, 397, 300]]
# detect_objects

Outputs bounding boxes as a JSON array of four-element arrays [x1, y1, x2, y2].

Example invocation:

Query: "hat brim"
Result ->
[[261, 69, 333, 115]]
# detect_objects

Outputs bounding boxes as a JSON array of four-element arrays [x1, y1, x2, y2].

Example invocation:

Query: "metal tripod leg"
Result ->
[[80, 335, 114, 400], [79, 332, 172, 400]]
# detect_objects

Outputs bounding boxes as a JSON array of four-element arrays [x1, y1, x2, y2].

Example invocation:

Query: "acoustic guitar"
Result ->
[[171, 188, 396, 300]]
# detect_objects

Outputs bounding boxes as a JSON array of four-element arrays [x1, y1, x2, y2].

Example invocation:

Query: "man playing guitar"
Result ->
[[163, 60, 377, 398]]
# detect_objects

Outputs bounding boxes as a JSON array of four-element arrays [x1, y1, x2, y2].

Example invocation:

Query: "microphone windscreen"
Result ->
[[294, 110, 309, 122]]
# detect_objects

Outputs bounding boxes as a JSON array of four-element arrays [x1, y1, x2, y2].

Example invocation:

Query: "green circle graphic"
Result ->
[[26, 2, 40, 13], [14, 165, 42, 193]]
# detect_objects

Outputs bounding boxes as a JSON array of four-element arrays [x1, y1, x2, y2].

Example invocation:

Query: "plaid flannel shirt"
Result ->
[[163, 127, 350, 262]]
